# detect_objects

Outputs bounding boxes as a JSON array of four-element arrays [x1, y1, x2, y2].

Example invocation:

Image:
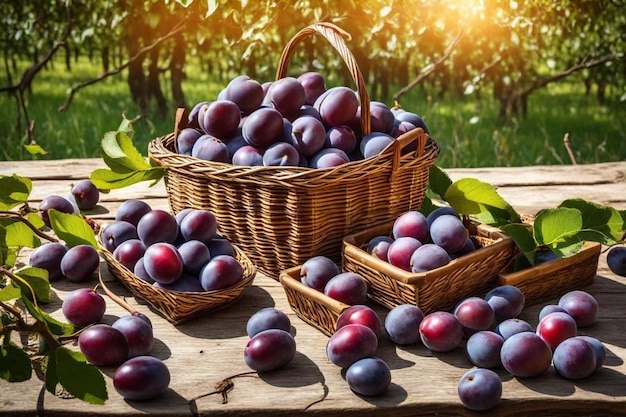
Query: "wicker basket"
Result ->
[[498, 241, 601, 306], [148, 23, 439, 278], [341, 219, 516, 314], [279, 265, 350, 336], [98, 234, 256, 325]]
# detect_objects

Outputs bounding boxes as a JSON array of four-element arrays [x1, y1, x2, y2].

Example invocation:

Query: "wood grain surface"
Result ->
[[0, 160, 625, 416]]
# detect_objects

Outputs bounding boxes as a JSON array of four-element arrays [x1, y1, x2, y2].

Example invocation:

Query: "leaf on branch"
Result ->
[[91, 121, 165, 191], [0, 174, 32, 210], [0, 343, 33, 382], [558, 198, 624, 244], [24, 144, 48, 156], [501, 223, 537, 264], [428, 165, 453, 200], [100, 130, 151, 173], [0, 283, 21, 302], [48, 210, 98, 249], [55, 347, 107, 405], [13, 266, 51, 303], [22, 296, 74, 337], [533, 207, 582, 248], [90, 167, 165, 191], [444, 178, 521, 224], [3, 220, 42, 250]]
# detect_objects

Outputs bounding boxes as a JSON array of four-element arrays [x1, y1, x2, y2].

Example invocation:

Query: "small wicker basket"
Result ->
[[98, 235, 256, 325], [148, 22, 439, 278], [498, 241, 601, 306], [279, 265, 350, 337], [341, 219, 516, 314]]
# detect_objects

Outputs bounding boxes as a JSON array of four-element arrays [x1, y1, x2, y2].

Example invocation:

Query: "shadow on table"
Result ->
[[123, 387, 191, 414], [173, 284, 276, 340], [516, 365, 626, 398]]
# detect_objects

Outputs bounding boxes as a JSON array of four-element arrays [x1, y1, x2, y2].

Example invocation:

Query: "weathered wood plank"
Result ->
[[1, 159, 625, 416]]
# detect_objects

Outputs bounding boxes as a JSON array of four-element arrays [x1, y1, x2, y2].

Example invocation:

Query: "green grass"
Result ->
[[2, 56, 625, 167]]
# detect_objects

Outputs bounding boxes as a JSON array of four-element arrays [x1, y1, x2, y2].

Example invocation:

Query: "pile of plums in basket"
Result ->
[[367, 207, 478, 273], [176, 72, 430, 168], [102, 199, 244, 292]]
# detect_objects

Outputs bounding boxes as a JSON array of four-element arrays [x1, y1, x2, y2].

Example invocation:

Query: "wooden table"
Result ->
[[1, 159, 625, 417]]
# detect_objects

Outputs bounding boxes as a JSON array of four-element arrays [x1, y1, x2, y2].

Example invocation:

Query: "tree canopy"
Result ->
[[1, 0, 624, 141]]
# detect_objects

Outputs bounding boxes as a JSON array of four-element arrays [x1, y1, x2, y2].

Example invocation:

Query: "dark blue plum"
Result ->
[[114, 356, 170, 400], [346, 357, 391, 396], [494, 318, 533, 340], [384, 304, 424, 345], [552, 336, 597, 379], [485, 285, 525, 321], [246, 308, 291, 338], [607, 246, 626, 276], [457, 368, 502, 411], [465, 331, 504, 368]]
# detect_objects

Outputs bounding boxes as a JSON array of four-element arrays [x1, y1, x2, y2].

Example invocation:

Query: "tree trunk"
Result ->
[[147, 47, 168, 118], [125, 17, 148, 117], [170, 34, 186, 109], [102, 45, 110, 73]]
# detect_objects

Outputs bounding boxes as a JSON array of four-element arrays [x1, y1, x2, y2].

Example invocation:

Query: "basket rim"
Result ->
[[498, 240, 601, 282], [342, 218, 515, 286], [149, 130, 440, 185], [279, 265, 351, 315], [97, 224, 256, 303]]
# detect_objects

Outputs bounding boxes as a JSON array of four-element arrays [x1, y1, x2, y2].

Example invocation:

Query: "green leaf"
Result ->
[[116, 114, 136, 137], [24, 143, 48, 155], [559, 198, 624, 243], [444, 178, 521, 223], [427, 164, 453, 199], [48, 210, 98, 249], [0, 283, 21, 302], [501, 223, 537, 263], [13, 266, 51, 303], [419, 196, 436, 217], [0, 219, 19, 267], [534, 207, 583, 247], [89, 166, 165, 191], [0, 174, 32, 210], [100, 130, 151, 174], [27, 212, 45, 230], [55, 347, 107, 405], [45, 349, 59, 395], [22, 297, 74, 337], [3, 220, 41, 249], [551, 237, 585, 258], [0, 343, 33, 382]]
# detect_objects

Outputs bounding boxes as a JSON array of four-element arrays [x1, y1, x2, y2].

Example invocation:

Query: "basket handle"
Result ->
[[275, 22, 372, 136]]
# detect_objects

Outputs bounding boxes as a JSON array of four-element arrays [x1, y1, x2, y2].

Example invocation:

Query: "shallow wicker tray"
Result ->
[[341, 219, 516, 314], [498, 241, 601, 306], [279, 265, 350, 337], [148, 23, 439, 278], [98, 234, 256, 325]]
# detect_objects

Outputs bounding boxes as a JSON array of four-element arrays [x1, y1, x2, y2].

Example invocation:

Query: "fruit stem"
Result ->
[[97, 263, 139, 315]]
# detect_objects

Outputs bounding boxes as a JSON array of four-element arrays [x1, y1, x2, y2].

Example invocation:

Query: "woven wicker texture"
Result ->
[[342, 219, 516, 314], [498, 241, 601, 306], [99, 235, 256, 325], [279, 265, 350, 336], [148, 23, 440, 278]]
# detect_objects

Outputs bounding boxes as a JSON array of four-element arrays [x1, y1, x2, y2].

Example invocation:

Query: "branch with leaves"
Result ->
[[58, 13, 191, 113], [393, 28, 465, 104], [0, 174, 108, 404], [426, 165, 626, 269]]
